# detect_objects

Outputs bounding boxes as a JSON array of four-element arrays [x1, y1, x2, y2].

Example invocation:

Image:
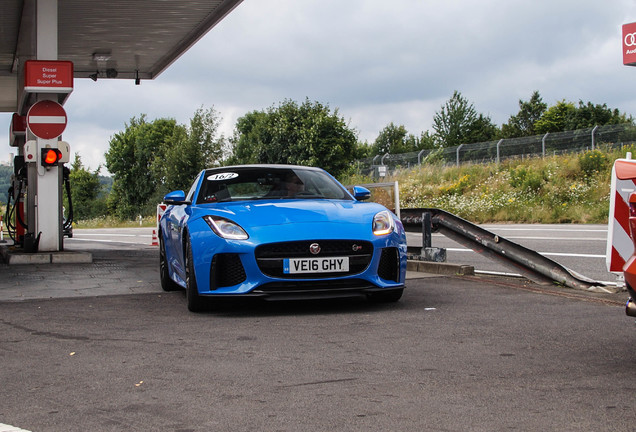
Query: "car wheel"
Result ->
[[159, 235, 181, 292], [369, 288, 403, 303], [185, 237, 206, 312]]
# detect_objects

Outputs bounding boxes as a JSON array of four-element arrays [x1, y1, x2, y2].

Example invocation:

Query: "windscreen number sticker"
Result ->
[[207, 172, 238, 181]]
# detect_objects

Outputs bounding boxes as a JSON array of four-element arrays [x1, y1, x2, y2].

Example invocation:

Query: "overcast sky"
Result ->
[[3, 0, 636, 172]]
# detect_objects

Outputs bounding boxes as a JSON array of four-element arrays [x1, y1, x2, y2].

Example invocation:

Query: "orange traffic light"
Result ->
[[41, 148, 62, 167]]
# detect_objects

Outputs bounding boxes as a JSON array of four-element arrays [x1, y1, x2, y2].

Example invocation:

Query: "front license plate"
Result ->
[[283, 257, 350, 274]]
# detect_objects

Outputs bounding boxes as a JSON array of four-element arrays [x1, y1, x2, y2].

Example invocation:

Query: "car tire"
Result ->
[[185, 237, 206, 312], [369, 288, 403, 303], [159, 235, 181, 292]]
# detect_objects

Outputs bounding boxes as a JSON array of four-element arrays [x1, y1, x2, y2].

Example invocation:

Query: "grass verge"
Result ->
[[343, 144, 635, 224]]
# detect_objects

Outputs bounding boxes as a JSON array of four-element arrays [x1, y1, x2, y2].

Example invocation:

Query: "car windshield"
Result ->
[[196, 167, 353, 204]]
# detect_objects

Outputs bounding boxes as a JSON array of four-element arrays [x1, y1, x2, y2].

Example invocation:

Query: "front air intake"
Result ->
[[378, 247, 399, 282], [210, 254, 246, 289]]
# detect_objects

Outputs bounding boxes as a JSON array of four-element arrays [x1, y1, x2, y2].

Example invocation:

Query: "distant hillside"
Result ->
[[98, 175, 113, 198]]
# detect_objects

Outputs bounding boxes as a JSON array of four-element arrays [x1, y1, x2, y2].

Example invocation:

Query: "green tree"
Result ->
[[229, 111, 268, 165], [105, 107, 226, 218], [0, 165, 12, 206], [466, 113, 498, 144], [500, 91, 547, 138], [162, 106, 225, 191], [418, 131, 438, 150], [371, 123, 419, 155], [65, 154, 105, 220], [534, 100, 577, 134], [229, 99, 358, 177], [567, 101, 632, 129], [532, 99, 632, 135], [432, 91, 496, 147], [353, 141, 372, 159], [105, 115, 180, 219]]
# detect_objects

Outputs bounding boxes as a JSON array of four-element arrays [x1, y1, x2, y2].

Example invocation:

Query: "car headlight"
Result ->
[[203, 215, 249, 240], [373, 210, 395, 236]]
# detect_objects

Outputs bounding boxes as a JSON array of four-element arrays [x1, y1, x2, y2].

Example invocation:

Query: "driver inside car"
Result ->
[[267, 171, 305, 197], [284, 172, 304, 197]]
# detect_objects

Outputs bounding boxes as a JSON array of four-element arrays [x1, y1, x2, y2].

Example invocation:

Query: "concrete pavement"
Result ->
[[0, 247, 159, 301], [0, 244, 457, 302]]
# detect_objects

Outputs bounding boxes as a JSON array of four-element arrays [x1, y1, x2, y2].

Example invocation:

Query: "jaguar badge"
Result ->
[[309, 243, 321, 255]]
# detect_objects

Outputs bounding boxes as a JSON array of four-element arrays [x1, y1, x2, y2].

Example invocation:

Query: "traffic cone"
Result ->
[[151, 229, 159, 246]]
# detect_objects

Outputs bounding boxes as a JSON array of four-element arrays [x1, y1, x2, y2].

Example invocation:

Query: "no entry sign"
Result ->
[[26, 100, 67, 139]]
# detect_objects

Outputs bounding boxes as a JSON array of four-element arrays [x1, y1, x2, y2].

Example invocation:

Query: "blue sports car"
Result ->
[[159, 164, 408, 311]]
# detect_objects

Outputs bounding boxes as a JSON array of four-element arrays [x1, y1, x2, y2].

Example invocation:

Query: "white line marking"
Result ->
[[67, 238, 151, 246], [541, 252, 606, 259], [431, 233, 606, 241], [480, 228, 607, 233], [73, 233, 138, 237], [0, 423, 33, 432], [505, 236, 607, 241], [446, 247, 605, 259]]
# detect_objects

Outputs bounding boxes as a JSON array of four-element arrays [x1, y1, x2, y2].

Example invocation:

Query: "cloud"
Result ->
[[3, 0, 636, 170]]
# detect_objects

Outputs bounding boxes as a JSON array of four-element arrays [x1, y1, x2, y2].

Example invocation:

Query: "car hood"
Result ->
[[191, 199, 388, 228]]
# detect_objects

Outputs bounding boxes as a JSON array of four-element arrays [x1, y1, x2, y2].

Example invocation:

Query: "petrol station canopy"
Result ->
[[0, 0, 244, 113]]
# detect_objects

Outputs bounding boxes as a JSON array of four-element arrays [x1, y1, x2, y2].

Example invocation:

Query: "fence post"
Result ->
[[418, 149, 426, 165], [456, 144, 464, 167], [591, 125, 598, 151], [542, 133, 549, 158], [496, 139, 503, 164]]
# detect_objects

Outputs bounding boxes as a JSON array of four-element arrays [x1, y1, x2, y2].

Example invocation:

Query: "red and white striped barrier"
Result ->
[[153, 204, 167, 246], [606, 156, 636, 272], [157, 203, 167, 227]]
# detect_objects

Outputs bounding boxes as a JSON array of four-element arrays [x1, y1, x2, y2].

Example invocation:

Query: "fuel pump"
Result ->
[[4, 145, 74, 251]]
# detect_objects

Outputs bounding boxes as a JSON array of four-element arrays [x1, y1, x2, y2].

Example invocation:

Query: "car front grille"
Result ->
[[210, 253, 246, 289], [255, 240, 373, 279]]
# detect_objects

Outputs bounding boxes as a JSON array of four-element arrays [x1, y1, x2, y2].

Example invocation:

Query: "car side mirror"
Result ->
[[164, 190, 189, 205], [352, 186, 371, 201]]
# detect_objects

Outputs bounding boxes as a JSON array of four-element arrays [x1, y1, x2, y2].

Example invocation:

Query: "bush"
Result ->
[[509, 166, 545, 192], [578, 150, 609, 177]]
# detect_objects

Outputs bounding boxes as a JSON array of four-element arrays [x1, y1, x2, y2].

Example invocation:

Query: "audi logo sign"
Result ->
[[623, 22, 636, 66]]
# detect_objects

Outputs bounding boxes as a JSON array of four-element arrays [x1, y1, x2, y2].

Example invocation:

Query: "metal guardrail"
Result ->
[[400, 207, 615, 292]]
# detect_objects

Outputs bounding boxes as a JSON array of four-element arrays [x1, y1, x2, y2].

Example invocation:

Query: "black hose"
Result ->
[[4, 185, 14, 241], [63, 166, 73, 230]]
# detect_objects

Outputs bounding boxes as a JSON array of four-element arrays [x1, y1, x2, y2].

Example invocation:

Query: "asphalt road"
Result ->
[[1, 226, 634, 431], [0, 269, 633, 432], [66, 227, 155, 251], [407, 223, 616, 284]]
